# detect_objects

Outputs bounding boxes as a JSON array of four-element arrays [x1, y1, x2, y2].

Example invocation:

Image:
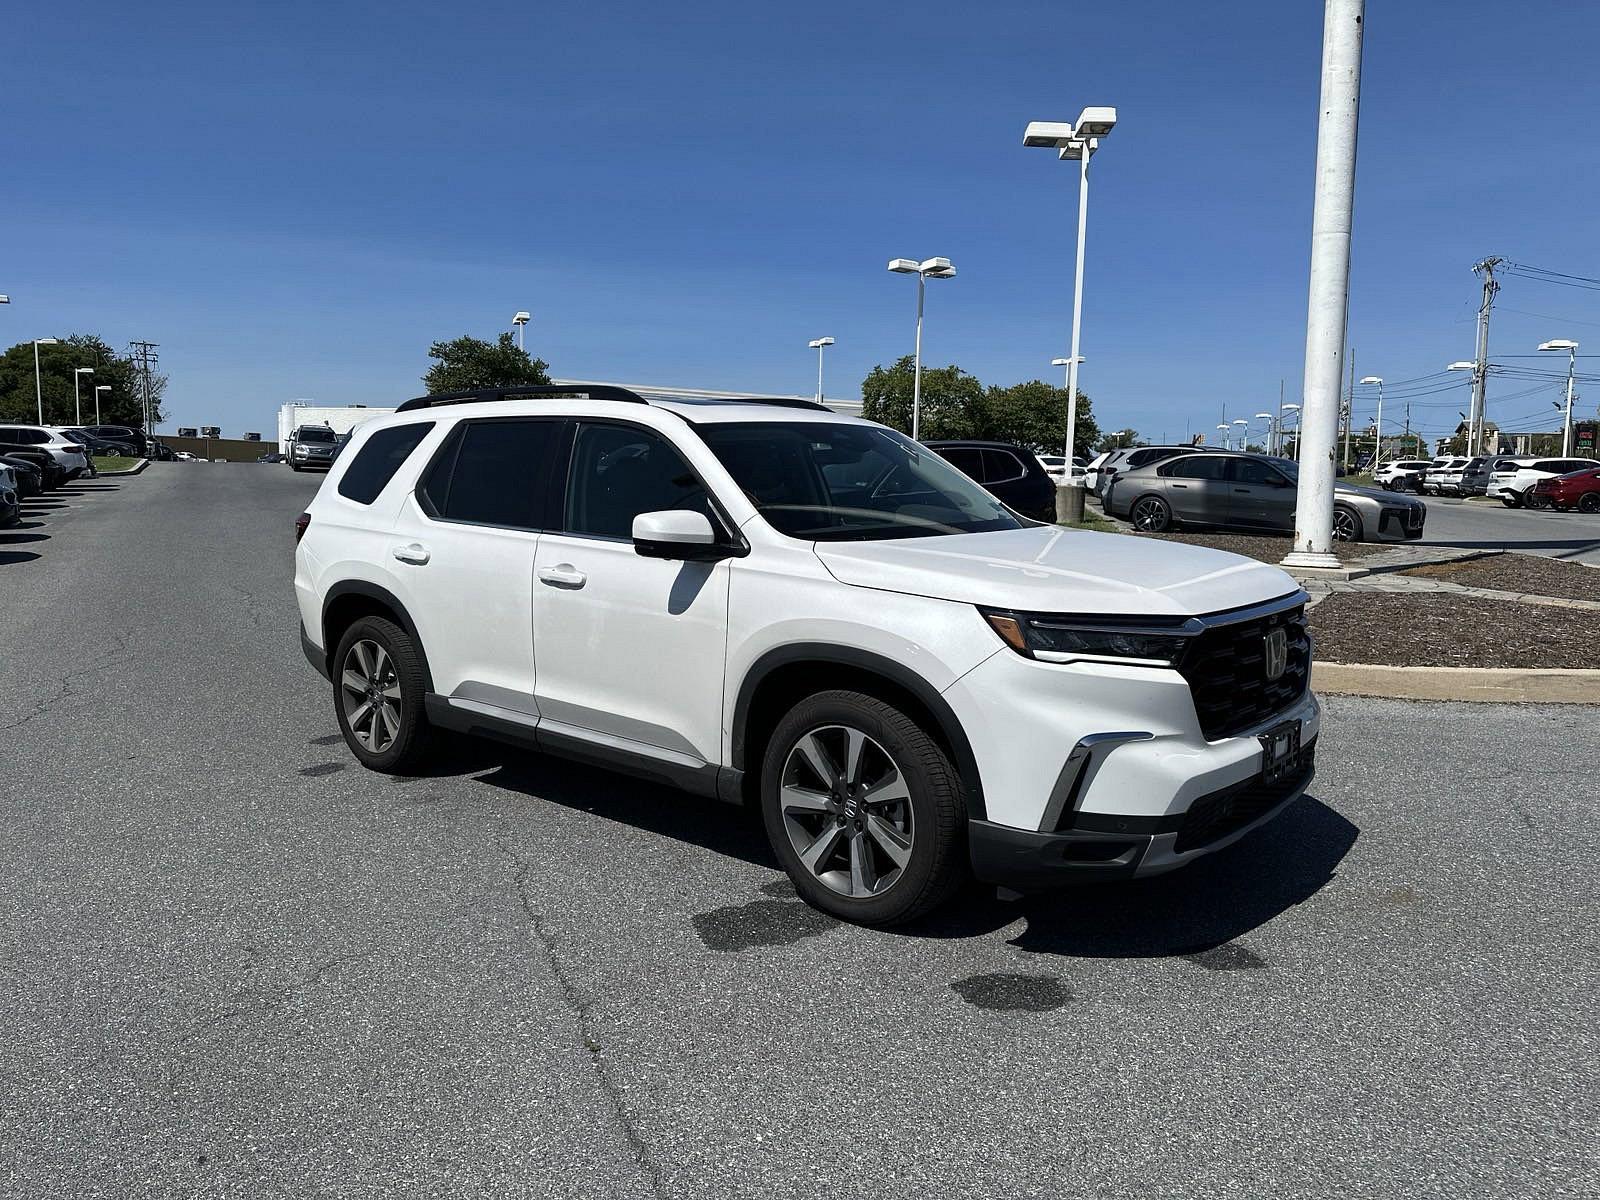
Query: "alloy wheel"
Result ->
[[1332, 508, 1358, 541], [779, 724, 914, 899], [340, 639, 402, 753], [1131, 497, 1168, 532]]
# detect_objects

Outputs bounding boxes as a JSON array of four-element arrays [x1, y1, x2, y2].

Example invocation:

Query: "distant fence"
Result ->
[[161, 436, 272, 463]]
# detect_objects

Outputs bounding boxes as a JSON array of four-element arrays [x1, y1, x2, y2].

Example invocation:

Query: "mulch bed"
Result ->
[[1132, 531, 1390, 563], [1403, 553, 1600, 603], [1309, 592, 1600, 668]]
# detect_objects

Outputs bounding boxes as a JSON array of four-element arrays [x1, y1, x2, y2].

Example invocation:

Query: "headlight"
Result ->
[[982, 610, 1194, 666]]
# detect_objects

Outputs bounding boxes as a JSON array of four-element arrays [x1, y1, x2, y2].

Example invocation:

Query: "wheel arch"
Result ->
[[731, 644, 987, 821], [320, 581, 434, 692], [1128, 489, 1172, 527]]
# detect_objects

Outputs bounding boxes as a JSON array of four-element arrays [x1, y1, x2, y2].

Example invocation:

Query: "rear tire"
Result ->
[[332, 616, 434, 774], [1129, 494, 1173, 533], [760, 690, 967, 926], [1500, 492, 1522, 508], [1578, 494, 1600, 514], [1526, 491, 1550, 511]]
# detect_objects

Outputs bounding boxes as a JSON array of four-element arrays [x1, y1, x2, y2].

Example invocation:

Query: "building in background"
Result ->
[[276, 402, 394, 454]]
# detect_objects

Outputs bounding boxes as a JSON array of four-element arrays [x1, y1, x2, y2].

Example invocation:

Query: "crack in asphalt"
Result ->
[[1, 631, 137, 734], [492, 835, 664, 1199]]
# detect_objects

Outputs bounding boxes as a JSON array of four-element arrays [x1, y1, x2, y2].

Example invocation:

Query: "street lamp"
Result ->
[[1445, 361, 1478, 449], [1538, 339, 1579, 455], [1254, 413, 1274, 453], [1282, 403, 1302, 459], [1050, 356, 1085, 455], [1233, 419, 1249, 451], [887, 256, 957, 440], [1024, 106, 1116, 469], [1216, 423, 1231, 450], [32, 338, 59, 423], [512, 310, 531, 350], [73, 366, 94, 425], [1360, 376, 1384, 463], [94, 384, 110, 424], [808, 336, 835, 404]]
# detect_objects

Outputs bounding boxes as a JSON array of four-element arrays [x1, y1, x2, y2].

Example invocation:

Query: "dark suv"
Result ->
[[924, 440, 1056, 520]]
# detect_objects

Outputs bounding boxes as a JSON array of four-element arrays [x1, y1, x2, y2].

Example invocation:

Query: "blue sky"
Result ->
[[5, 0, 1600, 444]]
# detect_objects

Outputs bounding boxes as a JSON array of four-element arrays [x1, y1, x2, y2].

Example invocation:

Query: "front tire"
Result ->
[[1332, 504, 1363, 542], [760, 690, 967, 926], [1500, 492, 1522, 508], [1579, 494, 1600, 514], [332, 616, 434, 773]]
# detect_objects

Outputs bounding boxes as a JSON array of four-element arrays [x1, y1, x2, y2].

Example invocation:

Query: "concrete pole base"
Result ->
[[1279, 549, 1343, 570], [1054, 482, 1086, 523]]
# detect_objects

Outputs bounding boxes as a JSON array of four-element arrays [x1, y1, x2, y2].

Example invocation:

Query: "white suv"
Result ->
[[1488, 456, 1600, 507], [0, 424, 90, 480], [294, 387, 1320, 925]]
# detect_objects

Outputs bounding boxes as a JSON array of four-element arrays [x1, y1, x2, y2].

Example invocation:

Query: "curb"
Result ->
[[1313, 662, 1600, 704], [94, 458, 149, 476]]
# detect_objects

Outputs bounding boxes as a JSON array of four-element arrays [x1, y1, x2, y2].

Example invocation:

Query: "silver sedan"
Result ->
[[1104, 452, 1426, 543]]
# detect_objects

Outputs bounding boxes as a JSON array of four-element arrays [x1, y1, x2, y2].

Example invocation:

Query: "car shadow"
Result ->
[[0, 531, 48, 545], [464, 738, 1357, 957], [0, 550, 43, 565]]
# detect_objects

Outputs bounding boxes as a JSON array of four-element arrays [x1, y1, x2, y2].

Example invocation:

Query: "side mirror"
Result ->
[[632, 509, 736, 561]]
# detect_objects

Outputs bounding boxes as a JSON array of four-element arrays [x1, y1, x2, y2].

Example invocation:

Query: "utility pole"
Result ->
[[128, 340, 160, 443], [1469, 257, 1501, 455], [1283, 0, 1364, 569]]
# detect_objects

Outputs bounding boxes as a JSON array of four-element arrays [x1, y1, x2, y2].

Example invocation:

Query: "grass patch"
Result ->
[[1058, 508, 1118, 532], [92, 456, 143, 473]]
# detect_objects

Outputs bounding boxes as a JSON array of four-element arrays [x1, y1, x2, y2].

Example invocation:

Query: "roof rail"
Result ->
[[712, 396, 833, 412], [396, 384, 648, 413]]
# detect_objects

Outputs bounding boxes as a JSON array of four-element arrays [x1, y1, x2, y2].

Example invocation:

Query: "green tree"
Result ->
[[423, 332, 550, 393], [0, 334, 163, 426], [1098, 428, 1142, 451], [860, 356, 986, 440], [983, 379, 1099, 457]]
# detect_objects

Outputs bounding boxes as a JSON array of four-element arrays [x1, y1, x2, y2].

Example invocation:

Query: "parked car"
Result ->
[[0, 425, 89, 481], [1489, 456, 1600, 507], [1036, 453, 1087, 482], [0, 446, 63, 490], [81, 425, 149, 456], [288, 424, 340, 472], [1106, 451, 1426, 542], [257, 452, 286, 464], [0, 466, 19, 528], [1094, 445, 1222, 501], [0, 453, 44, 498], [173, 451, 198, 462], [1529, 466, 1600, 512], [296, 385, 1320, 927], [1457, 455, 1498, 496], [1373, 459, 1433, 491], [1417, 455, 1468, 496], [924, 440, 1057, 520]]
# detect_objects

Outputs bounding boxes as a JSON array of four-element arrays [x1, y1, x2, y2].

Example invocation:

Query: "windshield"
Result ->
[[296, 428, 336, 443], [697, 421, 1027, 542]]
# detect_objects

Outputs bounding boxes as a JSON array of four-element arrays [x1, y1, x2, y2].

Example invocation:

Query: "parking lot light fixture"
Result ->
[[1282, 403, 1302, 459], [73, 366, 94, 425], [1538, 339, 1579, 454], [512, 310, 531, 350], [1360, 376, 1384, 461], [0, 294, 10, 304], [33, 338, 59, 423], [1216, 422, 1232, 450], [887, 256, 957, 440], [94, 384, 110, 424], [808, 336, 835, 404], [1024, 107, 1115, 468]]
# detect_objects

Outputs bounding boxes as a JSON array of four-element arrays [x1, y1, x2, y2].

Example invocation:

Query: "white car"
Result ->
[[1488, 455, 1600, 507], [294, 386, 1319, 926], [1372, 459, 1433, 491], [174, 451, 198, 462], [0, 423, 90, 480], [1037, 454, 1087, 483], [1419, 455, 1469, 496]]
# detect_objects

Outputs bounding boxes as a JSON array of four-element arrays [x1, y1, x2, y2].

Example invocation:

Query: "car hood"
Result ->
[[813, 527, 1300, 617]]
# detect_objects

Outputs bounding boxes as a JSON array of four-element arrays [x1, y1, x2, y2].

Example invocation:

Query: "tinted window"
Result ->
[[421, 419, 562, 529], [337, 422, 433, 505], [296, 427, 336, 444], [564, 422, 710, 540], [1167, 456, 1228, 480], [936, 446, 984, 479], [1231, 458, 1289, 486], [1533, 461, 1565, 473], [981, 448, 1028, 483], [700, 421, 1022, 542]]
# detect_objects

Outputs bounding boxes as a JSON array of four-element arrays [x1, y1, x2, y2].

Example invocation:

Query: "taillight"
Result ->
[[294, 512, 311, 542]]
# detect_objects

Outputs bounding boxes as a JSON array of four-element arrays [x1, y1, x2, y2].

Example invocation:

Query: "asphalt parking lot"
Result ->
[[1419, 495, 1600, 565], [2, 466, 1596, 1198]]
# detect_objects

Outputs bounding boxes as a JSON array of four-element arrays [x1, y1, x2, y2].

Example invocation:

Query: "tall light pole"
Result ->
[[808, 337, 835, 404], [1283, 0, 1365, 569], [1233, 419, 1249, 451], [94, 384, 110, 424], [1446, 362, 1477, 449], [1538, 340, 1579, 455], [887, 257, 956, 440], [1255, 413, 1275, 453], [1360, 376, 1383, 462], [1217, 423, 1232, 450], [1282, 403, 1302, 459], [1024, 107, 1116, 469], [512, 310, 531, 350], [1051, 355, 1085, 456], [73, 366, 94, 426], [33, 338, 59, 423]]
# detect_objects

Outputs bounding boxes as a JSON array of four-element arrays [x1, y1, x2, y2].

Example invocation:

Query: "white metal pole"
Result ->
[[1275, 380, 1285, 456], [911, 272, 925, 441], [816, 342, 826, 405], [1063, 147, 1090, 468], [1283, 0, 1364, 569], [74, 372, 81, 425], [1374, 380, 1383, 463], [1563, 347, 1575, 456], [34, 342, 44, 424]]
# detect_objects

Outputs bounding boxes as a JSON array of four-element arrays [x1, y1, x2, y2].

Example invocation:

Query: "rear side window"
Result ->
[[337, 422, 434, 505], [1166, 456, 1228, 480], [935, 446, 983, 478], [564, 422, 711, 540], [981, 448, 1028, 483], [418, 418, 564, 530], [1534, 461, 1565, 473]]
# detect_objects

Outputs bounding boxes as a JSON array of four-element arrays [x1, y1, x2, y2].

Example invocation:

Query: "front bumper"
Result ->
[[970, 741, 1317, 889]]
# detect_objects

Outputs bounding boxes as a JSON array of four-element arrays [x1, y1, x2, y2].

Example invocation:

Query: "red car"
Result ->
[[1530, 467, 1600, 512]]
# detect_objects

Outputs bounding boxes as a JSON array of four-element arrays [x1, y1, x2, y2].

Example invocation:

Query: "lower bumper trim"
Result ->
[[969, 820, 1150, 888], [300, 622, 329, 680]]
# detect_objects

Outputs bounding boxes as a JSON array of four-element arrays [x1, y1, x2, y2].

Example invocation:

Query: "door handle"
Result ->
[[392, 543, 430, 565], [1233, 488, 1251, 494], [538, 563, 587, 589], [1171, 483, 1188, 489]]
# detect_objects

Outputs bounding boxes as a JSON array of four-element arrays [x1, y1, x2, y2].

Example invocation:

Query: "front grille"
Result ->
[[1176, 602, 1311, 741], [1174, 739, 1317, 854]]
